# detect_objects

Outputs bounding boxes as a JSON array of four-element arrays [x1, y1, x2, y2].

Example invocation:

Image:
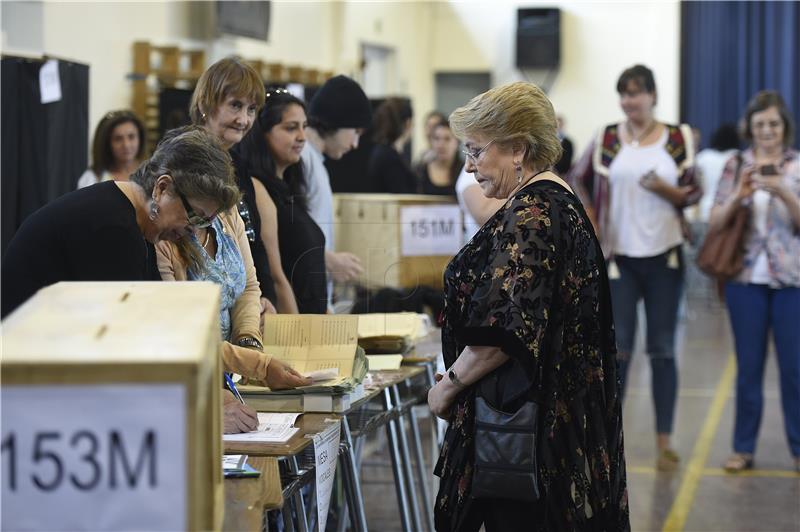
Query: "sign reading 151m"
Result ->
[[1, 385, 186, 531], [400, 205, 464, 257]]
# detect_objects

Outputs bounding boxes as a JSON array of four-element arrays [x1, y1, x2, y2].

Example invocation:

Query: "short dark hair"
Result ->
[[372, 98, 413, 145], [709, 123, 740, 151], [616, 64, 657, 95], [740, 90, 795, 147], [91, 110, 146, 176]]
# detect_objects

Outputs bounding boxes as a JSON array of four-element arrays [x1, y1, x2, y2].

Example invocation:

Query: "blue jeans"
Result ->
[[725, 283, 800, 457], [610, 247, 684, 435]]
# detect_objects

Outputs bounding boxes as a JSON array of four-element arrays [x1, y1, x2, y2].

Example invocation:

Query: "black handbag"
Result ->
[[471, 381, 540, 501]]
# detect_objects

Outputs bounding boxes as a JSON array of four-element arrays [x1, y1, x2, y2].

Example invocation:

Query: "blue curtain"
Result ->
[[681, 1, 800, 149]]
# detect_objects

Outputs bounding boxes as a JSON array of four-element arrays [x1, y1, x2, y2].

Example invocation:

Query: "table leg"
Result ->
[[391, 385, 424, 532], [408, 404, 435, 532], [384, 388, 413, 532], [287, 457, 309, 532], [340, 416, 368, 532]]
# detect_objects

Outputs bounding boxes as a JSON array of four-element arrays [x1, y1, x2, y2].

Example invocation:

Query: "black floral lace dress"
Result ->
[[434, 180, 629, 531]]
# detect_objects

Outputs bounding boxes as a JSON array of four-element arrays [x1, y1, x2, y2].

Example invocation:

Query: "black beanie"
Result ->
[[308, 75, 372, 129]]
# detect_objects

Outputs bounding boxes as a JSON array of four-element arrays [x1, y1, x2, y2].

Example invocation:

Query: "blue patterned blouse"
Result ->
[[187, 217, 247, 341]]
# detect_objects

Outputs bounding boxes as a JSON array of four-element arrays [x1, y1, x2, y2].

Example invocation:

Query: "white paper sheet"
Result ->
[[222, 412, 303, 443], [39, 59, 62, 104]]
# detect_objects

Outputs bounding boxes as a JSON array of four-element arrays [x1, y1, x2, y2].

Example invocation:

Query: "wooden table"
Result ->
[[223, 457, 283, 531]]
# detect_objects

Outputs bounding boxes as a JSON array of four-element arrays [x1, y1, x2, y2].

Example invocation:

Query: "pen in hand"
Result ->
[[224, 372, 246, 404]]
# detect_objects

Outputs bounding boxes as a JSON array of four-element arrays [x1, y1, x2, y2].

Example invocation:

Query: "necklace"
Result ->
[[201, 229, 211, 249], [626, 120, 658, 147]]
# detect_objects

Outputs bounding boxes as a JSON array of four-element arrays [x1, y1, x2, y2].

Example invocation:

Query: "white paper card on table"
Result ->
[[1, 384, 186, 531], [366, 354, 404, 370], [39, 59, 62, 104], [313, 420, 341, 532], [400, 204, 463, 256], [305, 368, 339, 382], [222, 412, 303, 443], [223, 454, 248, 470]]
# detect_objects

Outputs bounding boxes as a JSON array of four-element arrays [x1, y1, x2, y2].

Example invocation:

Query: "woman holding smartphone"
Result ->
[[709, 91, 800, 473]]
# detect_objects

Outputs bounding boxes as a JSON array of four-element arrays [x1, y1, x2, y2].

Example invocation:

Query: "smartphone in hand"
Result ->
[[760, 164, 779, 176]]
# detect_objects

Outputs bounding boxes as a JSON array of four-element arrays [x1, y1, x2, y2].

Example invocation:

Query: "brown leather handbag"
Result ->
[[696, 154, 749, 281]]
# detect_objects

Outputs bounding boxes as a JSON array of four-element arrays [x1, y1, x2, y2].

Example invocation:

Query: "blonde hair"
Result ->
[[449, 81, 562, 169], [189, 57, 266, 125]]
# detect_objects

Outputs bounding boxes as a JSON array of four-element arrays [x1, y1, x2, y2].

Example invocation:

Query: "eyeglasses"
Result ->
[[462, 139, 495, 162], [176, 189, 216, 228]]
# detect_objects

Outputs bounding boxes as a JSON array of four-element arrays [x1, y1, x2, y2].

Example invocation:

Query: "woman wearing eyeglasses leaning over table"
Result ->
[[710, 91, 800, 473], [427, 82, 628, 532], [1, 127, 237, 318]]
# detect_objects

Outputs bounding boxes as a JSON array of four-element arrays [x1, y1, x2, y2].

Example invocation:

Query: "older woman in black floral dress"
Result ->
[[427, 82, 629, 531]]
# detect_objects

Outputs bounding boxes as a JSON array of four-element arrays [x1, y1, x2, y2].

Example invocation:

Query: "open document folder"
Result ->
[[257, 314, 367, 392]]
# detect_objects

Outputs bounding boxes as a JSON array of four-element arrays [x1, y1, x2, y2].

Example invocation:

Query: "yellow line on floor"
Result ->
[[701, 468, 800, 479], [662, 355, 737, 532]]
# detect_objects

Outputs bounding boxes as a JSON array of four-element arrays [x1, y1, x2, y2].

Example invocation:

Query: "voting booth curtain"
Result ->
[[1, 56, 89, 255], [680, 1, 800, 150]]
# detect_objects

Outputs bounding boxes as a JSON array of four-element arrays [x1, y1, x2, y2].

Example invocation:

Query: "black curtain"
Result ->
[[681, 1, 800, 149], [1, 56, 89, 255]]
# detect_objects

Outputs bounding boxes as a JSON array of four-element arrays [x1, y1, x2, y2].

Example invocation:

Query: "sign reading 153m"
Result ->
[[400, 205, 464, 257], [1, 385, 186, 531]]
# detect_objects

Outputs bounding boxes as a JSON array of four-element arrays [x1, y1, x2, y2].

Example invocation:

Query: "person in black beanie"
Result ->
[[301, 75, 373, 307]]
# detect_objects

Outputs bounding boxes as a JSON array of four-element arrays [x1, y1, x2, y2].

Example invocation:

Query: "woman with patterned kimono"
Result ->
[[568, 64, 700, 471], [427, 81, 629, 531]]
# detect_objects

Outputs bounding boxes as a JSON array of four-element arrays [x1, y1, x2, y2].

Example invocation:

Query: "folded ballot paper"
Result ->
[[356, 313, 430, 354]]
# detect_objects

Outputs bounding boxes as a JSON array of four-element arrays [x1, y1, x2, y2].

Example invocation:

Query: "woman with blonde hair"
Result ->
[[156, 59, 310, 434], [427, 82, 628, 531]]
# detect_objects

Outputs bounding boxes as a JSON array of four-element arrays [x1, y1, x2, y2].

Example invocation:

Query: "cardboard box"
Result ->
[[333, 193, 462, 289], [1, 282, 223, 531]]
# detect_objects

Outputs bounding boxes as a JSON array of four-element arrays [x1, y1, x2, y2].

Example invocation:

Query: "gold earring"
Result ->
[[515, 164, 523, 184]]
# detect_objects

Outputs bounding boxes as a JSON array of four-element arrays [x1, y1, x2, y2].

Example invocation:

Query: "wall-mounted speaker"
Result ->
[[516, 8, 560, 69]]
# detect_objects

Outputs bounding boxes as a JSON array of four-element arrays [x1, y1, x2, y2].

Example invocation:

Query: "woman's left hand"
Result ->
[[428, 377, 455, 420]]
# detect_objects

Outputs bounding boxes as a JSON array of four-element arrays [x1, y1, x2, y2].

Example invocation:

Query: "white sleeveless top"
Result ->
[[607, 128, 684, 257]]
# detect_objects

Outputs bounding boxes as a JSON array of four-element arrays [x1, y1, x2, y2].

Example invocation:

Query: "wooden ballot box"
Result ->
[[1, 282, 223, 531], [333, 194, 463, 290]]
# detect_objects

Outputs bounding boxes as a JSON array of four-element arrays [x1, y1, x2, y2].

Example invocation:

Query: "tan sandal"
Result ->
[[657, 448, 680, 471], [723, 453, 754, 472]]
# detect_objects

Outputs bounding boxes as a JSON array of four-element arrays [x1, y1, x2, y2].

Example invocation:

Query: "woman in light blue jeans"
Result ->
[[709, 91, 800, 473]]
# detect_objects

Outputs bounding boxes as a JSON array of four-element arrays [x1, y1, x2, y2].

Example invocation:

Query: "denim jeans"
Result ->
[[609, 246, 684, 435], [725, 282, 800, 457]]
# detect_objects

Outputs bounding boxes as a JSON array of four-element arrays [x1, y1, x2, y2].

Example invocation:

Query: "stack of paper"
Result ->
[[357, 313, 429, 355]]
